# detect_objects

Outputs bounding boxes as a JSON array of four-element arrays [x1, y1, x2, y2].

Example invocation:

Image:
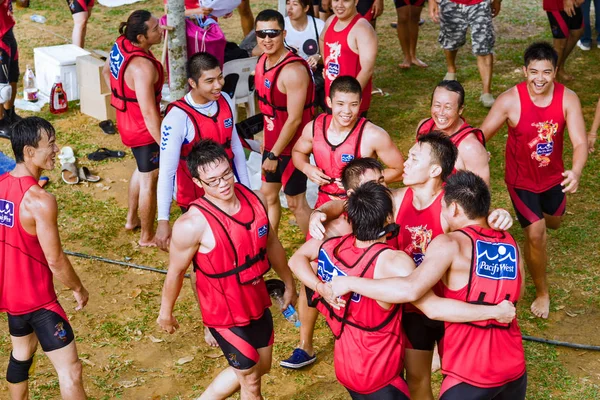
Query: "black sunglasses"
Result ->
[[256, 29, 283, 39]]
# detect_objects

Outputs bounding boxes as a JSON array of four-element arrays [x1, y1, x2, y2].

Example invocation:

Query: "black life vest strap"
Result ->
[[200, 247, 267, 279]]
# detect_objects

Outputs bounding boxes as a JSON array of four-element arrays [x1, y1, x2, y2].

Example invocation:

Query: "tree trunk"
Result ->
[[166, 0, 187, 100]]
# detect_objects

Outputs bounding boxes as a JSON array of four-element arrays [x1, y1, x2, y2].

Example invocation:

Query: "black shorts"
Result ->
[[66, 0, 94, 14], [208, 309, 274, 370], [131, 142, 160, 173], [7, 302, 75, 352], [395, 0, 426, 8], [357, 0, 376, 16], [546, 8, 583, 39], [261, 152, 307, 196], [441, 372, 527, 400], [0, 28, 19, 84], [347, 377, 410, 400], [402, 311, 444, 351], [507, 184, 566, 228]]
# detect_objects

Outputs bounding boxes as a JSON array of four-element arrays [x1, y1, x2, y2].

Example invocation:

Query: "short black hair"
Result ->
[[119, 10, 152, 44], [417, 131, 458, 182], [444, 171, 490, 219], [346, 181, 393, 241], [433, 80, 465, 109], [186, 139, 230, 180], [329, 76, 362, 100], [187, 52, 221, 82], [10, 117, 55, 163], [524, 41, 558, 69], [341, 157, 383, 191], [255, 9, 285, 30]]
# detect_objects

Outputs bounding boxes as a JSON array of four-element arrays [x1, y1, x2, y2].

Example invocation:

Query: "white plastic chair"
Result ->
[[222, 56, 258, 122]]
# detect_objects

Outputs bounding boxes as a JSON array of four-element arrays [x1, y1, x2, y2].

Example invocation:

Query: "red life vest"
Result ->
[[439, 225, 525, 388], [323, 13, 372, 115], [255, 51, 315, 156], [315, 234, 404, 394], [417, 117, 486, 148], [312, 114, 367, 209], [109, 36, 164, 148], [189, 184, 272, 328], [505, 82, 566, 192], [0, 174, 57, 315], [165, 95, 235, 207]]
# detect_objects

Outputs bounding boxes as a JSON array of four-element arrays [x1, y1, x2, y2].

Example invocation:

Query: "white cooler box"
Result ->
[[34, 45, 91, 101]]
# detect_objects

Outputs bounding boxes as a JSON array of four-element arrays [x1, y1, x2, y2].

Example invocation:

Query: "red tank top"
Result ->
[[312, 114, 367, 209], [316, 235, 405, 394], [189, 184, 272, 328], [109, 36, 164, 148], [255, 51, 315, 156], [390, 188, 445, 313], [166, 95, 235, 207], [0, 174, 57, 315], [0, 1, 15, 38], [505, 82, 566, 192], [417, 117, 485, 147], [439, 226, 525, 388], [324, 14, 372, 115]]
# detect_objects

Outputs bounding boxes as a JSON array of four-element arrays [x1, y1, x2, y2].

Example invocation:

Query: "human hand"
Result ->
[[372, 0, 384, 18], [309, 210, 327, 240], [155, 220, 172, 252], [262, 158, 279, 174], [73, 287, 89, 311], [330, 276, 352, 301], [429, 0, 440, 23], [487, 208, 513, 231], [561, 169, 581, 193], [282, 284, 298, 310], [563, 0, 575, 17], [317, 281, 344, 310], [304, 164, 332, 186], [588, 133, 597, 153], [307, 55, 320, 70], [494, 300, 516, 324], [491, 0, 502, 17], [157, 314, 179, 334]]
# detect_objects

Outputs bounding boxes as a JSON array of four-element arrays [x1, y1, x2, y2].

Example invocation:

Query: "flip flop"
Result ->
[[87, 148, 125, 161], [99, 120, 116, 134], [61, 163, 79, 185], [78, 166, 100, 182], [58, 146, 76, 165]]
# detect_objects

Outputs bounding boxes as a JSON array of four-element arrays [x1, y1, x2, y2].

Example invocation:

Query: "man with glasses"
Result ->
[[254, 9, 315, 236], [157, 139, 297, 400]]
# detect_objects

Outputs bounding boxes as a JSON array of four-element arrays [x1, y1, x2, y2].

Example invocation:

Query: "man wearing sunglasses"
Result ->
[[254, 9, 315, 236], [158, 139, 297, 400]]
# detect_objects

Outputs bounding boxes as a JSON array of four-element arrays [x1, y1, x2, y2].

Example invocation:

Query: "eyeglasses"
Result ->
[[256, 29, 283, 39], [200, 170, 235, 187]]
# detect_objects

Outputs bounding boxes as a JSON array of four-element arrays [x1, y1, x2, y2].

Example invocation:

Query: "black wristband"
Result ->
[[266, 151, 278, 161]]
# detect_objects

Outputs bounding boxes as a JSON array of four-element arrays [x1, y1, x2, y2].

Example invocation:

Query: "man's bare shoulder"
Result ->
[[280, 61, 310, 84], [392, 186, 408, 205], [353, 17, 376, 36], [376, 248, 414, 278], [128, 56, 159, 76], [459, 133, 487, 153], [495, 86, 519, 107], [364, 120, 389, 138], [22, 185, 56, 215]]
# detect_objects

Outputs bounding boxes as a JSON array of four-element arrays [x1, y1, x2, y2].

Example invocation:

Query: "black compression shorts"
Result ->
[[0, 28, 19, 84], [261, 152, 308, 196], [403, 311, 444, 351], [441, 372, 527, 400], [507, 184, 566, 228], [131, 142, 160, 173]]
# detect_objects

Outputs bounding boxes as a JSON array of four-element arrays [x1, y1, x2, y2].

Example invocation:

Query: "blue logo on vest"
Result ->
[[475, 240, 517, 280], [0, 199, 15, 228], [327, 63, 340, 77], [264, 78, 271, 89], [224, 118, 233, 129], [109, 43, 125, 80], [341, 154, 354, 163], [258, 224, 268, 238], [317, 249, 361, 302], [536, 142, 554, 156]]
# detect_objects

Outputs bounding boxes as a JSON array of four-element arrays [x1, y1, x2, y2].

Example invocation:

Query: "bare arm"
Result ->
[[102, 60, 111, 91], [458, 136, 490, 185], [354, 21, 377, 91], [369, 126, 404, 183], [561, 90, 588, 193], [130, 58, 162, 143], [413, 291, 515, 323], [481, 90, 513, 142], [292, 121, 332, 185], [308, 200, 346, 240], [588, 97, 600, 152]]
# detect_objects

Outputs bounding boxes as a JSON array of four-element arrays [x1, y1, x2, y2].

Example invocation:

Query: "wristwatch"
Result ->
[[266, 151, 278, 161]]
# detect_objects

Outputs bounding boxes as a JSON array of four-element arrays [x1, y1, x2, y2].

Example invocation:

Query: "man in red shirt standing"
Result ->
[[1, 117, 89, 399], [0, 0, 21, 137], [103, 10, 164, 247], [321, 0, 377, 116], [481, 42, 590, 319]]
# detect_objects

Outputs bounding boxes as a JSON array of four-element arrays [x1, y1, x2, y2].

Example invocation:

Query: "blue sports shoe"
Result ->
[[280, 348, 317, 369]]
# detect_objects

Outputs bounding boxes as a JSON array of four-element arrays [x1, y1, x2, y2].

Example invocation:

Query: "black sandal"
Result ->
[[87, 148, 125, 161]]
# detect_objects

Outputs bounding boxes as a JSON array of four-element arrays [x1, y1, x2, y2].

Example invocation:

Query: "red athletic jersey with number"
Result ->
[[505, 82, 566, 192], [166, 95, 235, 207], [323, 14, 372, 115], [316, 234, 406, 394], [109, 36, 164, 148], [0, 174, 57, 315], [439, 225, 526, 388], [189, 184, 272, 328], [312, 114, 367, 209], [0, 1, 15, 37], [255, 51, 315, 156]]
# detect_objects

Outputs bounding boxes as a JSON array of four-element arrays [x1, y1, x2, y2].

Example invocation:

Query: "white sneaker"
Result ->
[[480, 93, 495, 108], [577, 40, 591, 51]]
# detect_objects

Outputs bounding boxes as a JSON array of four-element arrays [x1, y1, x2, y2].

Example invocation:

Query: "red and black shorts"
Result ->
[[403, 311, 445, 351], [132, 142, 160, 173], [440, 372, 527, 400], [395, 0, 426, 8], [347, 376, 410, 400], [507, 184, 566, 228], [208, 309, 274, 370], [546, 7, 583, 39], [0, 28, 19, 84], [7, 302, 75, 352], [357, 0, 376, 21], [261, 152, 307, 196], [66, 0, 94, 14]]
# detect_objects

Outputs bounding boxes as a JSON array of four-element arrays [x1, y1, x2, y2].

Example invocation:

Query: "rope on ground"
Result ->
[[522, 335, 600, 351]]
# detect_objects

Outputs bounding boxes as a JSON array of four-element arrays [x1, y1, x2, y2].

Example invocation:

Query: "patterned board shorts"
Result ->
[[438, 0, 495, 55]]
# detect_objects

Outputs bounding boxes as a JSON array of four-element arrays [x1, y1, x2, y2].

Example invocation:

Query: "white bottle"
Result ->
[[23, 65, 38, 103], [272, 289, 301, 327]]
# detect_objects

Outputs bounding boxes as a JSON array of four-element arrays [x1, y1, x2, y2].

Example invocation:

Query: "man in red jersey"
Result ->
[[157, 139, 297, 400], [103, 10, 164, 247], [255, 9, 314, 236], [321, 0, 377, 116], [417, 80, 489, 184], [1, 117, 89, 399], [291, 178, 516, 400], [0, 0, 21, 137], [331, 171, 526, 400], [481, 41, 590, 319]]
